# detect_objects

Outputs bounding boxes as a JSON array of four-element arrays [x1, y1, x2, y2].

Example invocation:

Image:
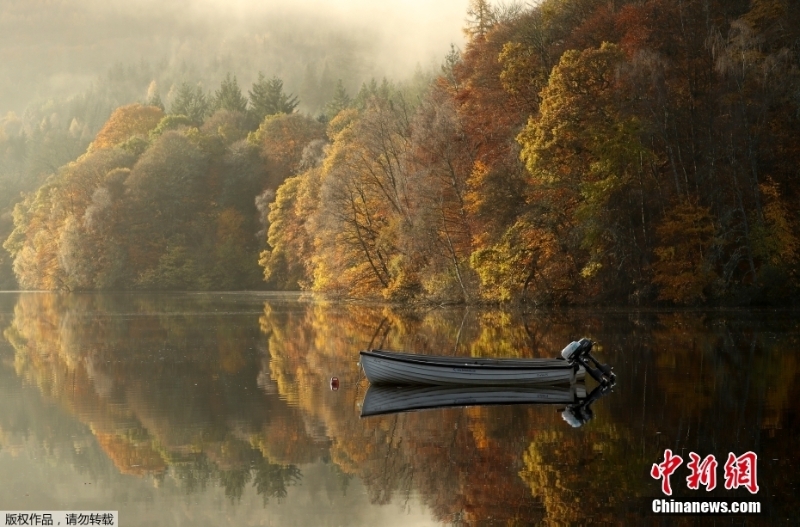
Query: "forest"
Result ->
[[2, 0, 799, 305]]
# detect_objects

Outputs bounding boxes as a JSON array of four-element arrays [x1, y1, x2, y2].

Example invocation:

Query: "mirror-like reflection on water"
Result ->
[[0, 292, 797, 525]]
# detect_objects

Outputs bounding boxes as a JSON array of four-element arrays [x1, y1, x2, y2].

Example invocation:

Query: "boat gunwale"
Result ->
[[361, 349, 574, 370]]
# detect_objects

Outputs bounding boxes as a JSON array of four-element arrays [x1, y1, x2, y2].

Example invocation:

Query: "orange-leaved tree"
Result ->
[[652, 201, 717, 304]]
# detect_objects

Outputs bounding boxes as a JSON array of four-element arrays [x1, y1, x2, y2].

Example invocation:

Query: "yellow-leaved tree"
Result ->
[[88, 104, 164, 152], [514, 42, 651, 301]]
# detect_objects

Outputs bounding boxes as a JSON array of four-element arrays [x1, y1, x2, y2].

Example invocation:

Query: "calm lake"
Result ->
[[0, 292, 796, 526]]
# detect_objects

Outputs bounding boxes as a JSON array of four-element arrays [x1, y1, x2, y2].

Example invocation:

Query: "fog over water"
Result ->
[[0, 0, 468, 114]]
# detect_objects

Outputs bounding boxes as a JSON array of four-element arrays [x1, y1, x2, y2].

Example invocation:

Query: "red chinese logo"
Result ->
[[650, 449, 683, 495], [723, 451, 759, 494], [686, 453, 718, 491], [652, 450, 758, 495]]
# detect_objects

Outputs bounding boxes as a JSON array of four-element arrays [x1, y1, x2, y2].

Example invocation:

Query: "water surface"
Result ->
[[0, 292, 796, 525]]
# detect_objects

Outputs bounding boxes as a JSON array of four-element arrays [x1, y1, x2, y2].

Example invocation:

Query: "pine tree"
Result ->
[[248, 73, 299, 123], [212, 73, 248, 113], [464, 0, 496, 40], [324, 80, 351, 120], [441, 44, 461, 90], [170, 82, 210, 125]]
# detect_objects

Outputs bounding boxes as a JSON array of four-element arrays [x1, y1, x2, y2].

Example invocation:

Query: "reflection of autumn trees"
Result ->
[[4, 293, 798, 522], [520, 425, 642, 526], [259, 300, 603, 524], [3, 293, 309, 502], [648, 312, 800, 441], [260, 300, 799, 524], [94, 432, 167, 476], [259, 301, 562, 523]]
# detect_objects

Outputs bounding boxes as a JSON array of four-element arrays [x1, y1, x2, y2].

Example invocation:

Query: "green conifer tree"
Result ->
[[212, 73, 248, 113], [324, 80, 351, 120], [248, 73, 299, 123], [170, 82, 210, 125]]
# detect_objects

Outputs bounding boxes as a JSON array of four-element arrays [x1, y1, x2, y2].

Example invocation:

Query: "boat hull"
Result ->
[[360, 349, 577, 386], [360, 384, 587, 417]]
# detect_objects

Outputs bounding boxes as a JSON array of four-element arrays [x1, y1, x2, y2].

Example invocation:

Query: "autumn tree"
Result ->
[[145, 80, 165, 111], [4, 94, 272, 291], [3, 149, 135, 290], [311, 97, 418, 299], [457, 16, 543, 206], [517, 43, 652, 301], [88, 104, 164, 152], [652, 201, 717, 304], [464, 0, 497, 40], [259, 169, 320, 289], [248, 113, 326, 187], [406, 88, 477, 302]]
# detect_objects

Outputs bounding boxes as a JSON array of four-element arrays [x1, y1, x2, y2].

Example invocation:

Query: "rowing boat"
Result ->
[[359, 348, 580, 386]]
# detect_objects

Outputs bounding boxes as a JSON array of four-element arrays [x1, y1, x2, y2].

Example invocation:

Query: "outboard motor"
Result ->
[[561, 338, 593, 361], [561, 338, 616, 386]]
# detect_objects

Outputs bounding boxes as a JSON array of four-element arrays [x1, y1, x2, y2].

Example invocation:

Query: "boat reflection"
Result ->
[[360, 382, 614, 426], [560, 382, 614, 427]]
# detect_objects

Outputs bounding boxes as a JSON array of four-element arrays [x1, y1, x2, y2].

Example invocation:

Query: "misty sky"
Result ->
[[0, 0, 469, 114]]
